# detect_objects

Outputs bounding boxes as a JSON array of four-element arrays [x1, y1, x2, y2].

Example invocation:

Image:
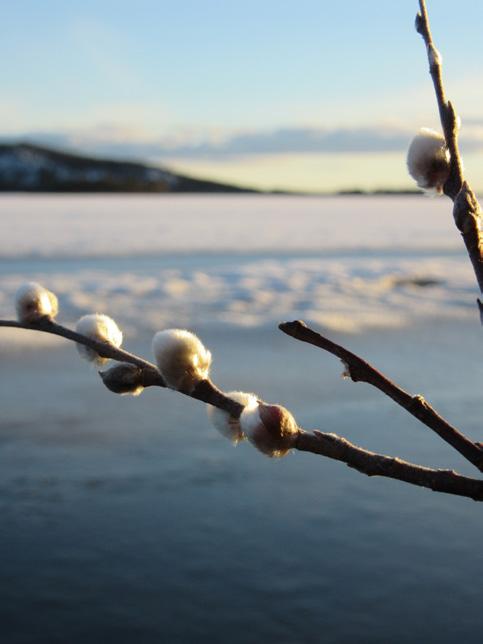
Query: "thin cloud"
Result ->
[[4, 122, 483, 161]]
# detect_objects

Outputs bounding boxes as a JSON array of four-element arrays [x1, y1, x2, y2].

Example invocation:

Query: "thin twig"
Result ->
[[279, 320, 483, 472], [415, 0, 463, 199], [2, 317, 483, 501], [416, 0, 483, 308], [0, 318, 159, 371]]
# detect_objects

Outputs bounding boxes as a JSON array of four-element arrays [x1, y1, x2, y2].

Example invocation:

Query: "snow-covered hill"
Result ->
[[0, 143, 253, 193]]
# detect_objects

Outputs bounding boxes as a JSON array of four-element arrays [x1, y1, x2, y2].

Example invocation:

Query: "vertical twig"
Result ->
[[416, 0, 483, 314]]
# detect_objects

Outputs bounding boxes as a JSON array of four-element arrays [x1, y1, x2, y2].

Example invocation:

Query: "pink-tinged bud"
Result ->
[[407, 128, 450, 194], [15, 282, 58, 323], [207, 391, 256, 444], [240, 400, 299, 458]]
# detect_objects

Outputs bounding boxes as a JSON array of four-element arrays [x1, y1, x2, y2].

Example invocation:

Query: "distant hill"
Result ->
[[0, 142, 257, 193]]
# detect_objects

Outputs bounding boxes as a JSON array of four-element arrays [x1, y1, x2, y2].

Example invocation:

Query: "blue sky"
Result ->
[[2, 1, 483, 190]]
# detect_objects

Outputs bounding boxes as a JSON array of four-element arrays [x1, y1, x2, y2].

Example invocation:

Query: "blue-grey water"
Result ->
[[1, 320, 482, 644], [1, 195, 482, 643]]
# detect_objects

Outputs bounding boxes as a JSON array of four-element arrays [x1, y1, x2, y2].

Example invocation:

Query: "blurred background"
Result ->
[[1, 2, 483, 643]]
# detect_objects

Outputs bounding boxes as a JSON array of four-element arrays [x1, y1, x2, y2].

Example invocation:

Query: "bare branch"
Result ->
[[416, 0, 483, 308], [296, 430, 483, 501], [279, 320, 483, 472]]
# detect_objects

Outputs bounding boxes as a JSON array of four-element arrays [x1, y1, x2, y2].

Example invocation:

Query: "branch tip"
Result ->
[[279, 319, 307, 333]]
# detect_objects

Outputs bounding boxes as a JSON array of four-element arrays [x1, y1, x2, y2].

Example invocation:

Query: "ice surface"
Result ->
[[0, 194, 463, 257], [0, 195, 478, 345]]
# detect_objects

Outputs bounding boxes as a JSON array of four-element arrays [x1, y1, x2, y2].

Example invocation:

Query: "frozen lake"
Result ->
[[0, 194, 478, 335]]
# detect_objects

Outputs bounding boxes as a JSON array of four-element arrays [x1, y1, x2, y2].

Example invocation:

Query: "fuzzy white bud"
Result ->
[[15, 282, 58, 323], [152, 329, 211, 393], [407, 128, 450, 194], [75, 313, 123, 365], [427, 44, 442, 68], [240, 399, 299, 458], [207, 391, 257, 444]]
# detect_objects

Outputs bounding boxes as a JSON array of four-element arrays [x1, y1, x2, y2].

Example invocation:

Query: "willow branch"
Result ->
[[2, 317, 483, 501], [416, 0, 483, 308], [279, 320, 483, 472], [0, 319, 243, 416]]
